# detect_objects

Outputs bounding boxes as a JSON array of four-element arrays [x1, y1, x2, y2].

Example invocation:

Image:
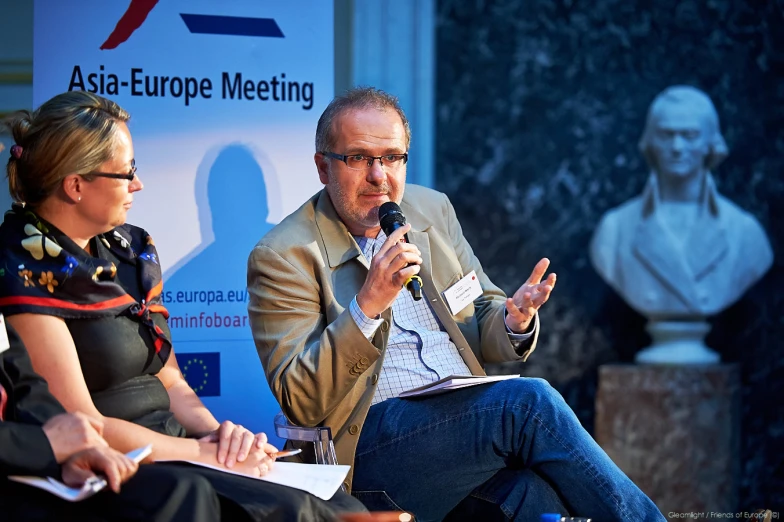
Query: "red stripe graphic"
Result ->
[[100, 0, 159, 50]]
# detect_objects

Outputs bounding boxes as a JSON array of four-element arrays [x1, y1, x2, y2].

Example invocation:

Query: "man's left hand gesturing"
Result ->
[[505, 258, 556, 333]]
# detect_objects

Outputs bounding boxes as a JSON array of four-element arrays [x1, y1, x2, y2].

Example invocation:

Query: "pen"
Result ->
[[84, 476, 107, 492], [269, 448, 302, 459]]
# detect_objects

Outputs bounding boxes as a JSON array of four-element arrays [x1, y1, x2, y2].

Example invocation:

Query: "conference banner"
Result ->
[[34, 1, 334, 443]]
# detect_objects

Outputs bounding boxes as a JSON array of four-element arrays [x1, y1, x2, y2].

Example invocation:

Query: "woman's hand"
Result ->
[[197, 438, 278, 478], [231, 446, 277, 478], [198, 420, 272, 469]]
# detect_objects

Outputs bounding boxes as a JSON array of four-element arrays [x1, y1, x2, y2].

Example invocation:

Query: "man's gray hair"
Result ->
[[638, 85, 729, 171], [315, 87, 411, 153]]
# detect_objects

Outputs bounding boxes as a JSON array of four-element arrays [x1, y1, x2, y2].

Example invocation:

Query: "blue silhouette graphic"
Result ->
[[164, 144, 280, 441]]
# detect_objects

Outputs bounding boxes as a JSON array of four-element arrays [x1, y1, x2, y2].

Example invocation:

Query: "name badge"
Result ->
[[0, 314, 10, 354], [443, 271, 483, 315]]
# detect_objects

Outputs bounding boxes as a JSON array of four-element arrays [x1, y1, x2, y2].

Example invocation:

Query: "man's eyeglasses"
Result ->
[[85, 159, 137, 181], [321, 152, 408, 171]]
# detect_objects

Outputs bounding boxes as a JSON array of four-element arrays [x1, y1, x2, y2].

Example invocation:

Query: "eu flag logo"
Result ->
[[181, 352, 220, 397]]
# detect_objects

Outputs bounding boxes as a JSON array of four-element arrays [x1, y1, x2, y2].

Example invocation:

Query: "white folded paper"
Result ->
[[398, 374, 520, 398], [9, 444, 153, 502], [160, 459, 350, 501]]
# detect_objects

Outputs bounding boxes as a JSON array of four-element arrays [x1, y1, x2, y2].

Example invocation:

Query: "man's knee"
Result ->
[[507, 377, 565, 407]]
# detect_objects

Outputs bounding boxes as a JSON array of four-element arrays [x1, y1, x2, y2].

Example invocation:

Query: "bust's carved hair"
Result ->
[[638, 85, 729, 172]]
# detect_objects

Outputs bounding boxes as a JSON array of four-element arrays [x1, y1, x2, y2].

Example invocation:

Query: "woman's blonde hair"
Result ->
[[3, 91, 130, 205]]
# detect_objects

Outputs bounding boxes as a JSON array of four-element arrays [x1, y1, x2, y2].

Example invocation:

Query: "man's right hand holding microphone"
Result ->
[[356, 223, 422, 318]]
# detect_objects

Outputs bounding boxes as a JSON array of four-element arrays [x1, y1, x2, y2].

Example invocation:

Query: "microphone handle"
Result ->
[[394, 227, 421, 301], [406, 274, 423, 301]]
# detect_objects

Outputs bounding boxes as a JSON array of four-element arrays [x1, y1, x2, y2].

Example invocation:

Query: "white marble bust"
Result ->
[[590, 86, 773, 363]]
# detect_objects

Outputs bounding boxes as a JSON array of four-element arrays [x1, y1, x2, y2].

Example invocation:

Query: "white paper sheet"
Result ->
[[159, 459, 350, 501], [8, 444, 153, 502], [398, 374, 520, 398]]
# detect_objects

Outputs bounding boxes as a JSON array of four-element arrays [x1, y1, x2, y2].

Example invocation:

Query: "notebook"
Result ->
[[9, 444, 152, 502], [398, 374, 520, 398]]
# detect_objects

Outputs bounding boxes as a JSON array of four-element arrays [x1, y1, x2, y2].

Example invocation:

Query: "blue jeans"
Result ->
[[351, 378, 664, 522]]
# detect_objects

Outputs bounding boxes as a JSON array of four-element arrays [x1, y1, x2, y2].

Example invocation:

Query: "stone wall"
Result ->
[[436, 0, 783, 509]]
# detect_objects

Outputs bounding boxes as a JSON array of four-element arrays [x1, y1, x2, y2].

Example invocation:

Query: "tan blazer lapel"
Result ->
[[314, 191, 368, 270], [408, 227, 485, 376], [313, 191, 372, 312], [405, 228, 432, 276], [632, 217, 700, 312]]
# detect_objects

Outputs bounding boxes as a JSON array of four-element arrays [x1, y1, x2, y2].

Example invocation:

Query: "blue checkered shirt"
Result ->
[[349, 230, 534, 405]]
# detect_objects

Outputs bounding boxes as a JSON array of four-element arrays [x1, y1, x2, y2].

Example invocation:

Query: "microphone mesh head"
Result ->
[[379, 201, 406, 234]]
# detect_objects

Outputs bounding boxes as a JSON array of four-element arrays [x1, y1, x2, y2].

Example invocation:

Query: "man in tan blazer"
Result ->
[[248, 87, 665, 522]]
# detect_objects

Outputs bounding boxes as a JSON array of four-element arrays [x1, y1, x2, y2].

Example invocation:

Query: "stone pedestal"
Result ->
[[638, 320, 719, 364], [595, 364, 740, 519]]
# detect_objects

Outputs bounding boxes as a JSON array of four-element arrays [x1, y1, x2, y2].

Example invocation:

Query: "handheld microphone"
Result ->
[[378, 202, 423, 301]]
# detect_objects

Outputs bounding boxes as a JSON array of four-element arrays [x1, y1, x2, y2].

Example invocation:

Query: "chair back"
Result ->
[[273, 411, 340, 466]]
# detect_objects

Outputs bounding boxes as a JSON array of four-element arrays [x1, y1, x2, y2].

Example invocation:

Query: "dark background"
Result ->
[[436, 0, 783, 509]]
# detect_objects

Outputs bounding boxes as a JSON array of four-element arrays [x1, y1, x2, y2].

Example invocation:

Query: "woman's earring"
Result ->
[[77, 196, 82, 202]]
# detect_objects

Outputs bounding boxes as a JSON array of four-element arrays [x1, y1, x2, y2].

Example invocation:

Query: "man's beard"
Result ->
[[328, 183, 389, 228], [326, 171, 404, 230]]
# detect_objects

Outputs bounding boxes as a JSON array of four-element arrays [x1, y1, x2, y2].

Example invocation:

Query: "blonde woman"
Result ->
[[0, 91, 363, 521]]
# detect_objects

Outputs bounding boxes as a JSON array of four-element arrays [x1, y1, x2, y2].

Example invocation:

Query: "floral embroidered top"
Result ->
[[0, 204, 171, 362], [0, 205, 183, 432]]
